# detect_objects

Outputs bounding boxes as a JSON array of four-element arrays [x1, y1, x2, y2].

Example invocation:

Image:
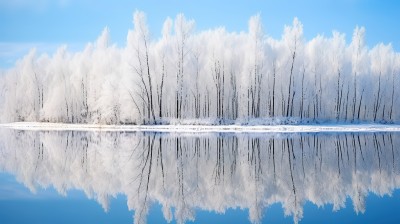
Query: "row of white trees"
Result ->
[[0, 11, 399, 124]]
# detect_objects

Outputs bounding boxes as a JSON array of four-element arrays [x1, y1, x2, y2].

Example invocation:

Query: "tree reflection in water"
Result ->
[[0, 129, 399, 224]]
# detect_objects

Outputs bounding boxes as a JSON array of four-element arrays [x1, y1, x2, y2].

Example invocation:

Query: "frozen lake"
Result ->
[[0, 126, 400, 223]]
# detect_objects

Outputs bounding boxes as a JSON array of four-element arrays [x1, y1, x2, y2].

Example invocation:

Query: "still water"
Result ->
[[0, 129, 399, 223]]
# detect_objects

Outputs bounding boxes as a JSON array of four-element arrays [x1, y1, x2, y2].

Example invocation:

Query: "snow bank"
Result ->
[[1, 122, 400, 133]]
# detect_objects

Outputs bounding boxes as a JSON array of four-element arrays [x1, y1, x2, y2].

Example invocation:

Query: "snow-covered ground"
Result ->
[[1, 122, 400, 133]]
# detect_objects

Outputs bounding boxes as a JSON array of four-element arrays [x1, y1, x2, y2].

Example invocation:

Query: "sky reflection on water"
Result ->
[[0, 129, 399, 224]]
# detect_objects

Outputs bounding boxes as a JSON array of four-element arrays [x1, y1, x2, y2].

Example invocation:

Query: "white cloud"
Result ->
[[0, 42, 52, 68], [0, 42, 84, 68], [0, 0, 70, 11]]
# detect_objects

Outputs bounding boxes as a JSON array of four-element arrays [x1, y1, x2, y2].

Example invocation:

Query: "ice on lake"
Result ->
[[0, 127, 400, 223]]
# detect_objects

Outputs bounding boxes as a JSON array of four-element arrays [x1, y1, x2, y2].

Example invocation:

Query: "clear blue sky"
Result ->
[[1, 0, 399, 68]]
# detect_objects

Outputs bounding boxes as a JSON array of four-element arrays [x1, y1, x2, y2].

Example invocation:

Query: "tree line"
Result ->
[[0, 11, 399, 124]]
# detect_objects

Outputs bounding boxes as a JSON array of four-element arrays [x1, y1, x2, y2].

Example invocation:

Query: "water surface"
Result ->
[[0, 129, 399, 223]]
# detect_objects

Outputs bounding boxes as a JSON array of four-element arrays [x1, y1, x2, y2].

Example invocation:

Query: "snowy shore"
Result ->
[[1, 122, 400, 133]]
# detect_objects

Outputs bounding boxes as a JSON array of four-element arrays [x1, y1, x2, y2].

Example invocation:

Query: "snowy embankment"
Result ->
[[1, 122, 400, 133]]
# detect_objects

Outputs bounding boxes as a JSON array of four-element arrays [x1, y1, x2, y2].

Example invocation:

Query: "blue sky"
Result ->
[[1, 0, 400, 68]]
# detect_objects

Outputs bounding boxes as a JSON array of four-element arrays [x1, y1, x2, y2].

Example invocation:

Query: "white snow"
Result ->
[[1, 122, 400, 133], [1, 12, 399, 125]]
